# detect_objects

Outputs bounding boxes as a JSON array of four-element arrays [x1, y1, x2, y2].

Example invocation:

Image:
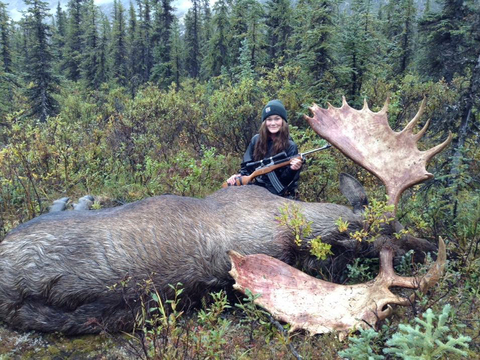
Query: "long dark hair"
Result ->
[[253, 119, 290, 161]]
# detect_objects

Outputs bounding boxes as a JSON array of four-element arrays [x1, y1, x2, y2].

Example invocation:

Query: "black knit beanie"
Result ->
[[261, 100, 287, 122]]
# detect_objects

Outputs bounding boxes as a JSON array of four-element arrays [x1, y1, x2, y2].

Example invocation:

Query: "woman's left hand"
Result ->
[[290, 158, 303, 171]]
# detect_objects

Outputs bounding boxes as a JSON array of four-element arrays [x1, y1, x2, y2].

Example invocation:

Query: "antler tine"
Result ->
[[305, 104, 321, 122], [425, 132, 453, 162], [380, 97, 390, 114], [363, 98, 369, 111], [402, 98, 426, 134], [379, 237, 446, 289], [414, 119, 430, 142], [371, 237, 447, 320], [377, 246, 419, 290], [418, 237, 446, 293], [377, 305, 393, 321]]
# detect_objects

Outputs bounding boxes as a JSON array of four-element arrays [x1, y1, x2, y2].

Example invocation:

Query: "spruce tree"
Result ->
[[184, 0, 201, 78], [199, 0, 212, 77], [80, 0, 102, 89], [247, 0, 265, 70], [293, 0, 336, 94], [127, 2, 141, 94], [13, 19, 29, 74], [264, 0, 292, 67], [382, 0, 416, 76], [51, 2, 67, 75], [136, 0, 153, 82], [201, 0, 212, 43], [0, 1, 15, 117], [63, 0, 84, 81], [97, 13, 110, 85], [238, 37, 254, 80], [204, 0, 230, 77], [0, 2, 12, 73], [22, 0, 58, 122], [417, 0, 478, 82], [151, 0, 175, 86], [229, 0, 265, 71], [230, 0, 249, 68], [399, 0, 415, 74], [339, 0, 383, 101], [111, 0, 128, 86], [169, 17, 183, 87]]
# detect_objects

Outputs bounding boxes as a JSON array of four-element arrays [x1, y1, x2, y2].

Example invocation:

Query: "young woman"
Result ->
[[226, 99, 303, 197]]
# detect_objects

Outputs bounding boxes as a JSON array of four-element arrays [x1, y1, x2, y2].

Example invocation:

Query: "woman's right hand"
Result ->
[[227, 174, 241, 186]]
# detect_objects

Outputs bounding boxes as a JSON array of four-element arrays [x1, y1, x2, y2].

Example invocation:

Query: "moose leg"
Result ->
[[6, 297, 137, 334]]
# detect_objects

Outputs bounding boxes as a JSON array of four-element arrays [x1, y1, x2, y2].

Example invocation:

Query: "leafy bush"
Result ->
[[276, 202, 333, 260]]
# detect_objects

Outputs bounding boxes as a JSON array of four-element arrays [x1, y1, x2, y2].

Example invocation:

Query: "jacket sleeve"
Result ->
[[276, 141, 300, 185]]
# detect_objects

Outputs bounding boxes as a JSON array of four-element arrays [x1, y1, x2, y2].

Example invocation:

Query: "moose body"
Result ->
[[0, 185, 365, 334], [0, 98, 449, 336]]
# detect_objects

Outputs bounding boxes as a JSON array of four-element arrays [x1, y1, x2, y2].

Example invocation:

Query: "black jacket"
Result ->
[[240, 134, 301, 196]]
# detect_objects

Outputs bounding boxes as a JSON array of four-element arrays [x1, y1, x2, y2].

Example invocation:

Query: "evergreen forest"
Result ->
[[0, 0, 479, 358]]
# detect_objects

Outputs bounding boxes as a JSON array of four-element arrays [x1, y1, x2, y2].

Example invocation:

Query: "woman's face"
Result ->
[[265, 115, 283, 135]]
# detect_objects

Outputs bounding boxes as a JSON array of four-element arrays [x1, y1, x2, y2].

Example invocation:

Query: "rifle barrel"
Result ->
[[300, 144, 331, 156]]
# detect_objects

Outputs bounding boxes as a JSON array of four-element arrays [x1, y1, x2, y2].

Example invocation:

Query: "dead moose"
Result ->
[[0, 98, 450, 335]]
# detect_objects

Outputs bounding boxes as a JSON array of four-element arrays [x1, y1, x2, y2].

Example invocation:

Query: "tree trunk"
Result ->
[[448, 53, 480, 221]]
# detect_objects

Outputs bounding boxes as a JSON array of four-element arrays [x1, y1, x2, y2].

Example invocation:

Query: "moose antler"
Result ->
[[230, 98, 451, 336], [229, 238, 445, 336], [305, 97, 452, 210]]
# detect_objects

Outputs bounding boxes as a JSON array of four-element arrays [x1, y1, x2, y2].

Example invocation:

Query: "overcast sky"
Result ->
[[7, 0, 195, 21], [94, 0, 194, 12]]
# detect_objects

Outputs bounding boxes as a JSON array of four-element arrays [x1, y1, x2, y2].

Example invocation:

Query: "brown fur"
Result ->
[[0, 185, 433, 334]]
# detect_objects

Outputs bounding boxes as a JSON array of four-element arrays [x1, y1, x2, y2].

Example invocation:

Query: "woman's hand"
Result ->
[[290, 158, 303, 171], [227, 174, 241, 185]]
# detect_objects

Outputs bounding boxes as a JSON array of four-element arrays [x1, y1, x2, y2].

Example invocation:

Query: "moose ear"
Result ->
[[339, 173, 368, 213]]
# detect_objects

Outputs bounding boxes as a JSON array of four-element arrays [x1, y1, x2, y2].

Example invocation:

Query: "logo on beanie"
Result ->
[[265, 107, 271, 113]]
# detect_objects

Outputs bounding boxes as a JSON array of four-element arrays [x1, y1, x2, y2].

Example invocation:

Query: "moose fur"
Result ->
[[0, 181, 433, 335]]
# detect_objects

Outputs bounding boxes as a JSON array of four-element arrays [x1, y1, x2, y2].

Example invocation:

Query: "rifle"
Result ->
[[222, 144, 331, 188]]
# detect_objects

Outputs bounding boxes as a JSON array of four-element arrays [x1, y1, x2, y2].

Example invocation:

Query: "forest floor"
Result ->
[[0, 311, 345, 359], [0, 325, 131, 359]]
